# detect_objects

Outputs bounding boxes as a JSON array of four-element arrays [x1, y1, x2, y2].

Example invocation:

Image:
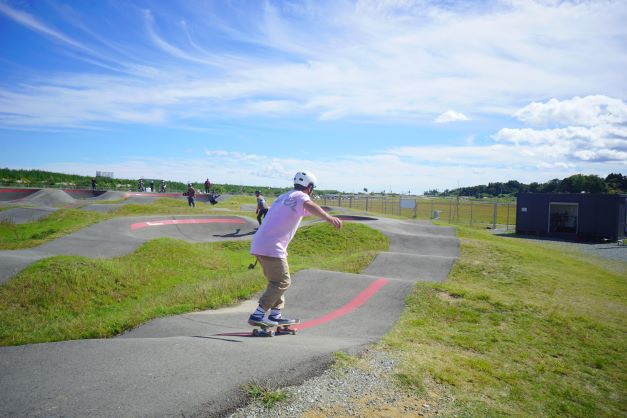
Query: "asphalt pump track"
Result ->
[[0, 212, 458, 417]]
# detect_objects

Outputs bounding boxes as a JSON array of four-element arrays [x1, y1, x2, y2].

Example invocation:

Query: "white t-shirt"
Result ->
[[250, 190, 311, 258]]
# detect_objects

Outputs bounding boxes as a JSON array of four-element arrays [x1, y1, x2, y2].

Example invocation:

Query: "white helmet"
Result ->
[[293, 171, 318, 188]]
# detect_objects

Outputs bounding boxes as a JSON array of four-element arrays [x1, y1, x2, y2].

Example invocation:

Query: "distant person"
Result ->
[[208, 191, 219, 205], [160, 181, 167, 193], [248, 171, 343, 327], [91, 178, 96, 190], [186, 183, 196, 207], [150, 180, 154, 193], [255, 190, 269, 225], [138, 179, 145, 192], [204, 178, 211, 194]]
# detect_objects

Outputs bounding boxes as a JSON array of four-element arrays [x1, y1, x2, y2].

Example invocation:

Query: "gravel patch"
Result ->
[[544, 240, 627, 264], [229, 348, 452, 418]]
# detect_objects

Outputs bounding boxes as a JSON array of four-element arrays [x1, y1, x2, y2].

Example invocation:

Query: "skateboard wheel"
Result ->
[[267, 330, 274, 337]]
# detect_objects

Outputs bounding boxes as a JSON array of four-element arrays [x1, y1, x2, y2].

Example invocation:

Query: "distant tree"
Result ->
[[541, 178, 561, 193], [558, 174, 607, 193], [606, 173, 626, 193], [528, 182, 540, 192]]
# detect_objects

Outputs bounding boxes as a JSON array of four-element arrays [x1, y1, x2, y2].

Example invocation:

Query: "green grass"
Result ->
[[112, 196, 258, 216], [118, 195, 266, 215], [0, 209, 112, 249], [0, 222, 387, 346], [382, 226, 626, 417], [242, 381, 289, 408]]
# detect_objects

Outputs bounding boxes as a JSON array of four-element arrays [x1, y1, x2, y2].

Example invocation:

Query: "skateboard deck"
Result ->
[[248, 319, 300, 337]]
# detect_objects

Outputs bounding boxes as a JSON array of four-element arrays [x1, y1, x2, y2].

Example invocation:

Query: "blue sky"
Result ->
[[0, 0, 626, 193]]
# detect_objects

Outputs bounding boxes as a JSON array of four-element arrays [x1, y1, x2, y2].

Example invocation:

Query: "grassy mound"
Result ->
[[0, 222, 387, 346]]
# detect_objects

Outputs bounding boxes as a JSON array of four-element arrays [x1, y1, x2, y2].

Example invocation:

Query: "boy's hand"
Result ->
[[328, 216, 343, 229]]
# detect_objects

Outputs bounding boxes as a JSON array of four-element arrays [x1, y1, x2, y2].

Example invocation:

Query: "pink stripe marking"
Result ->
[[127, 192, 181, 197], [298, 277, 389, 330], [214, 278, 390, 337], [131, 218, 246, 230]]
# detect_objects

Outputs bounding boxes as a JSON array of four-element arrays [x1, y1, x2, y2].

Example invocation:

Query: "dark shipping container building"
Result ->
[[516, 193, 627, 242]]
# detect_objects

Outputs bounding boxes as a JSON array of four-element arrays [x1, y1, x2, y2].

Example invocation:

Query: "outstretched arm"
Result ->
[[304, 200, 343, 229]]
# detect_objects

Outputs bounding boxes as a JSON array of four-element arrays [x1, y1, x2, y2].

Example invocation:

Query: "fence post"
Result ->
[[365, 197, 369, 212], [349, 197, 352, 209], [493, 202, 497, 229], [448, 198, 452, 223], [456, 197, 459, 222], [338, 196, 342, 207], [470, 201, 473, 226], [506, 203, 510, 231]]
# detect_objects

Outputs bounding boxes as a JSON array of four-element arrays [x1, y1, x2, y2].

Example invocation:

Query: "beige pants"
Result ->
[[256, 255, 291, 311]]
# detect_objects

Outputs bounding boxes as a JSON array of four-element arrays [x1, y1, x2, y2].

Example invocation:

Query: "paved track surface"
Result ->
[[0, 188, 41, 201], [0, 207, 58, 224], [0, 202, 458, 417]]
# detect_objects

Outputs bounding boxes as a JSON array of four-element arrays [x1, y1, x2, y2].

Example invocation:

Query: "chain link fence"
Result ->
[[319, 195, 516, 230]]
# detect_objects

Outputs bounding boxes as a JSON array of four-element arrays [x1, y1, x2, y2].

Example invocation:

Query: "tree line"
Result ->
[[1, 168, 623, 198], [0, 168, 340, 196], [423, 173, 626, 198]]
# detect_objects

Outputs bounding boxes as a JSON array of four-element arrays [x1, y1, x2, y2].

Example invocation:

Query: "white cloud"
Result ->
[[2, 2, 626, 193], [435, 110, 470, 123], [1, 1, 626, 127], [30, 136, 617, 195], [514, 95, 627, 127], [495, 95, 627, 164]]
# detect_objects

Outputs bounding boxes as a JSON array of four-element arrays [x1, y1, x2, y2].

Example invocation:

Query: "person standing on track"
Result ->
[[204, 178, 211, 194], [248, 171, 343, 326], [255, 190, 269, 225], [186, 183, 196, 207]]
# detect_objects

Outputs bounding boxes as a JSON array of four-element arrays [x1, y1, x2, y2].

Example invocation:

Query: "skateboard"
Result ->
[[248, 319, 300, 337]]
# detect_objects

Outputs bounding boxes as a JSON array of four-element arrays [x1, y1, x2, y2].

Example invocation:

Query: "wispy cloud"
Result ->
[[1, 1, 625, 191], [0, 2, 85, 50], [1, 0, 625, 128]]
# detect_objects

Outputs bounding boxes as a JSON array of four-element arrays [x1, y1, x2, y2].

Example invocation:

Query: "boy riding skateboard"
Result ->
[[248, 171, 343, 328]]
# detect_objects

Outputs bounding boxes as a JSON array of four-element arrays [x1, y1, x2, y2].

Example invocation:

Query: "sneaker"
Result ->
[[248, 314, 277, 326], [268, 315, 298, 325]]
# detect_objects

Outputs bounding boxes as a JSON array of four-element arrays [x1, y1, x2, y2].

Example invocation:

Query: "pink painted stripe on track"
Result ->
[[215, 278, 390, 337], [0, 189, 35, 192], [131, 218, 246, 230], [125, 192, 181, 198], [297, 277, 389, 330]]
